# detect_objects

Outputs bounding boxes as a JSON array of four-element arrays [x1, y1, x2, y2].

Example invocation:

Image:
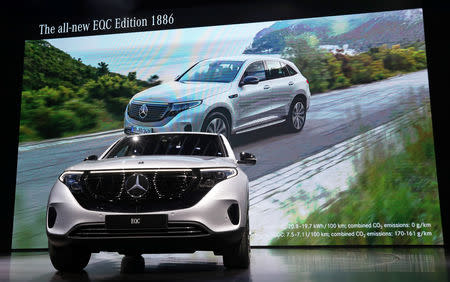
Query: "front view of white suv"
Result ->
[[46, 132, 256, 272], [124, 56, 311, 138]]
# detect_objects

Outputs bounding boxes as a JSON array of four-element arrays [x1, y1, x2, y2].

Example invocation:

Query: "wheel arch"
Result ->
[[204, 106, 233, 129], [292, 91, 307, 106]]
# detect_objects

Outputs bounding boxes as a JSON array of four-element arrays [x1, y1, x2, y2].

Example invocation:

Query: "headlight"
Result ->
[[198, 168, 237, 189], [168, 100, 202, 116], [59, 171, 84, 192]]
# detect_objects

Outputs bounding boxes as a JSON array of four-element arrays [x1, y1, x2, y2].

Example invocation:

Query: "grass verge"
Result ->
[[271, 105, 442, 245]]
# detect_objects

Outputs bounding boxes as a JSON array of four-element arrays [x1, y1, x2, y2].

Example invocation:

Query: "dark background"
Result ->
[[2, 0, 449, 252]]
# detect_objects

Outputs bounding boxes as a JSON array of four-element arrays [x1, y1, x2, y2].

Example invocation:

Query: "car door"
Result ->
[[235, 61, 273, 128], [265, 60, 292, 117]]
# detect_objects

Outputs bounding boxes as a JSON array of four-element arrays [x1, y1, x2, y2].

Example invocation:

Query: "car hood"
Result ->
[[131, 81, 232, 103], [67, 155, 237, 171]]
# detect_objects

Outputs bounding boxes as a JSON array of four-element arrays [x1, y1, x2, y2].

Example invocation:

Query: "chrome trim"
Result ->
[[235, 119, 285, 134], [89, 169, 193, 174]]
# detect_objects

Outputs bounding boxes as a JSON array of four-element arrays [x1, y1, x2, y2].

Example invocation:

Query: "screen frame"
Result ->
[[3, 0, 449, 252]]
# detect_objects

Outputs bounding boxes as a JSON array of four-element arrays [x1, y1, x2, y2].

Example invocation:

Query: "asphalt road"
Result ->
[[13, 70, 430, 248]]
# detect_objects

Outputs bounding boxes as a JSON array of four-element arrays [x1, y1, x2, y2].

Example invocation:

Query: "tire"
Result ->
[[286, 98, 306, 132], [121, 255, 145, 273], [48, 241, 91, 272], [201, 111, 231, 139], [223, 216, 250, 269]]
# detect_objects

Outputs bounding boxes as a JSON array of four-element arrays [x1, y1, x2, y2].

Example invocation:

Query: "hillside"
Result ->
[[244, 9, 424, 54], [22, 40, 99, 91], [20, 40, 159, 141]]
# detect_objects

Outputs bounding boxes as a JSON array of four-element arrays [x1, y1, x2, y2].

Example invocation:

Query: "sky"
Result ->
[[48, 21, 276, 53]]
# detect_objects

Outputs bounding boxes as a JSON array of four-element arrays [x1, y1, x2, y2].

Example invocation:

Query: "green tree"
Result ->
[[383, 45, 415, 72], [97, 62, 110, 76], [80, 74, 142, 118], [412, 50, 427, 69], [283, 35, 331, 93], [127, 71, 137, 81], [148, 74, 159, 83], [348, 53, 375, 84], [63, 100, 100, 130], [326, 53, 350, 89], [369, 60, 388, 81]]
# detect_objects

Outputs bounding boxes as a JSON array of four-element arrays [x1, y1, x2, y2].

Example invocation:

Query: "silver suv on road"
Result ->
[[124, 56, 311, 138], [46, 132, 256, 272]]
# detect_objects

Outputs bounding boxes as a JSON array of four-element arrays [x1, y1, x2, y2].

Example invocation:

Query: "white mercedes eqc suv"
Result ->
[[124, 55, 311, 138], [46, 132, 256, 272]]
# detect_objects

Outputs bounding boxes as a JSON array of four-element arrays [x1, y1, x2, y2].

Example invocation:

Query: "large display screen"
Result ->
[[13, 8, 442, 248]]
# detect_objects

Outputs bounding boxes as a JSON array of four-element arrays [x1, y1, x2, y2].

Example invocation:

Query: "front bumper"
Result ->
[[123, 104, 207, 134], [47, 222, 245, 254], [46, 170, 248, 252]]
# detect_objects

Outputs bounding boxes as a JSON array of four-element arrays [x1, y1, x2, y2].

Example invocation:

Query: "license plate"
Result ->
[[105, 214, 168, 229], [130, 126, 153, 134]]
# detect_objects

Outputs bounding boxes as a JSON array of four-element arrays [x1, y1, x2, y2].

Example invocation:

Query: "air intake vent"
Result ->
[[68, 222, 209, 239], [48, 207, 57, 228], [227, 203, 240, 225], [128, 102, 170, 122]]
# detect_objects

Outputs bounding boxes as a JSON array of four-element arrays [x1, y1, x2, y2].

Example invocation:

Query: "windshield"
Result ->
[[105, 134, 227, 158], [179, 60, 244, 83]]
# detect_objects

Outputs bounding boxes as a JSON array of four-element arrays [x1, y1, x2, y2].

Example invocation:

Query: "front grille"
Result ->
[[71, 170, 209, 212], [128, 102, 170, 122], [68, 222, 209, 239]]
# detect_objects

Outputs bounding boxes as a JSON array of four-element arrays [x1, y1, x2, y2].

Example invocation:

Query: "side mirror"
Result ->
[[239, 76, 259, 86], [238, 152, 256, 165], [84, 155, 98, 161]]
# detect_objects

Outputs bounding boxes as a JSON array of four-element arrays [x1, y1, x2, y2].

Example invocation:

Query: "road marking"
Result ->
[[18, 131, 124, 152]]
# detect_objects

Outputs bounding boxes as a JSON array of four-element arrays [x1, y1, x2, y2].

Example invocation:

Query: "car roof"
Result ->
[[125, 132, 220, 137], [203, 55, 288, 63]]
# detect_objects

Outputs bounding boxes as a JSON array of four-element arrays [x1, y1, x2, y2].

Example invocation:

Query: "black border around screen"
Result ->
[[3, 0, 449, 252]]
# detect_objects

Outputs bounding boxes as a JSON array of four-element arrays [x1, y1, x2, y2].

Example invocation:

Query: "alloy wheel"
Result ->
[[206, 117, 228, 135], [292, 101, 306, 130]]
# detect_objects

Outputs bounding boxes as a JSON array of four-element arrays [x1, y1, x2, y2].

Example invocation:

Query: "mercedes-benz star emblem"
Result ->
[[125, 173, 150, 198], [139, 104, 148, 118]]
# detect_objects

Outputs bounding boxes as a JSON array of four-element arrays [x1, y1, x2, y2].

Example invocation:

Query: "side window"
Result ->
[[242, 61, 266, 81], [113, 144, 130, 158], [266, 60, 286, 80], [285, 64, 298, 76]]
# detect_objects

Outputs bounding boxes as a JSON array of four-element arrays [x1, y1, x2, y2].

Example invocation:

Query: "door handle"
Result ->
[[228, 94, 238, 99], [288, 81, 294, 86], [263, 85, 270, 90]]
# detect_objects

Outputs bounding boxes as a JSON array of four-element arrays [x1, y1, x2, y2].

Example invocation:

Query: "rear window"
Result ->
[[266, 60, 287, 80], [280, 63, 290, 77], [285, 64, 298, 76], [105, 134, 227, 158]]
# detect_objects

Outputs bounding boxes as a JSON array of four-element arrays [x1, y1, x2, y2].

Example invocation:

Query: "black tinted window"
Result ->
[[266, 60, 286, 80], [242, 61, 266, 81], [105, 134, 226, 158], [179, 60, 244, 83], [285, 64, 298, 75], [280, 63, 290, 77]]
